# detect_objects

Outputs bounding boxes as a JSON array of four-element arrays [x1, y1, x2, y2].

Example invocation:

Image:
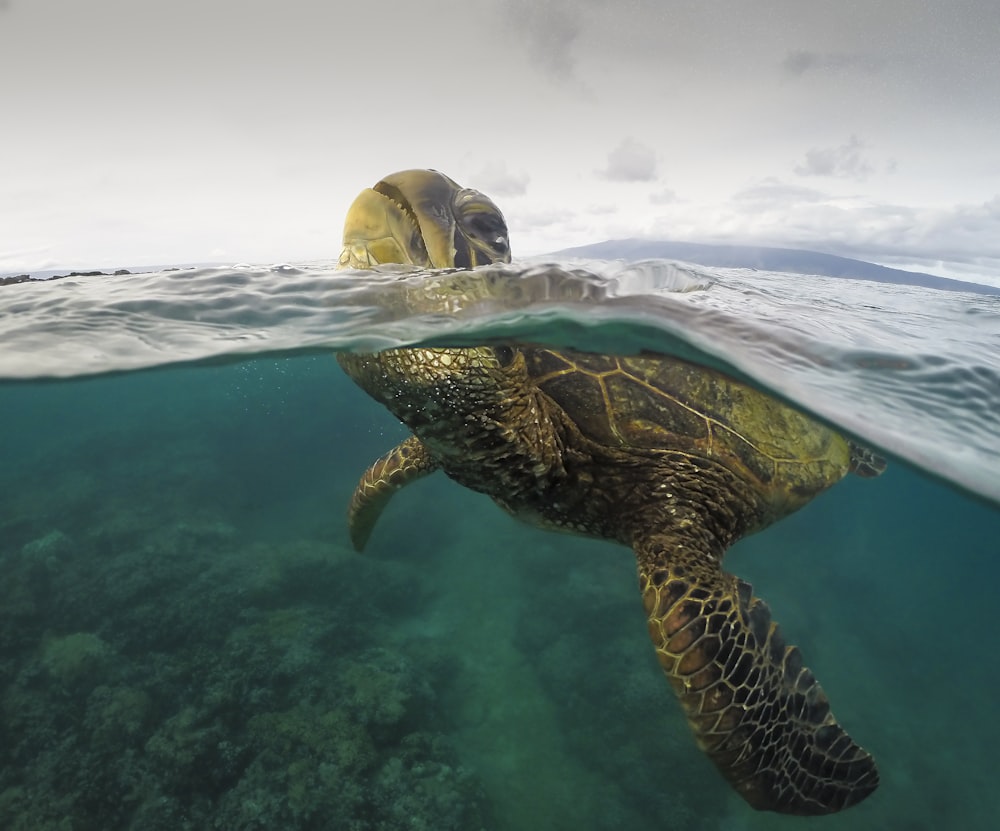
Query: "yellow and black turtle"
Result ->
[[336, 169, 884, 815]]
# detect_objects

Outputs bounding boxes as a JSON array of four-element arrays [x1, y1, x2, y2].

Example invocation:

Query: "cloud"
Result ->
[[733, 179, 828, 206], [879, 194, 1000, 262], [510, 207, 579, 230], [649, 188, 679, 205], [781, 50, 883, 76], [471, 161, 530, 197], [813, 196, 1000, 281], [0, 244, 57, 276], [600, 137, 658, 183], [500, 0, 582, 80], [794, 135, 874, 181], [666, 183, 1000, 280]]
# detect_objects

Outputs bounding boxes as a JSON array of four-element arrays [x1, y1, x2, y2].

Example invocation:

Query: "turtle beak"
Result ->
[[338, 169, 511, 270], [338, 184, 430, 269]]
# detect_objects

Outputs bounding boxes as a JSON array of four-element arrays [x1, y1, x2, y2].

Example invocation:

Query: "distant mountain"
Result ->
[[549, 238, 1000, 296]]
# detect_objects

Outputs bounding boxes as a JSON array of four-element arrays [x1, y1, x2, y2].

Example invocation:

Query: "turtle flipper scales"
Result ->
[[348, 435, 438, 551], [635, 533, 878, 815]]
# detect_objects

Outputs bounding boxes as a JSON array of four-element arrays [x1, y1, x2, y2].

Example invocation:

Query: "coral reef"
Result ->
[[0, 514, 490, 831]]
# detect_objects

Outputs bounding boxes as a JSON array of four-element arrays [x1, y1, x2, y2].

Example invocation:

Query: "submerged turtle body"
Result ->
[[336, 170, 883, 815], [524, 348, 852, 519]]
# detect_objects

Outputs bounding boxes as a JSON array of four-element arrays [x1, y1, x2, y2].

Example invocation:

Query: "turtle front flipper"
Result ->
[[635, 533, 878, 815], [848, 441, 887, 478], [348, 435, 439, 551]]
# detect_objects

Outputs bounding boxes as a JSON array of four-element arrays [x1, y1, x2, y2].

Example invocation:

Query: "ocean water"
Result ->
[[1, 259, 998, 830]]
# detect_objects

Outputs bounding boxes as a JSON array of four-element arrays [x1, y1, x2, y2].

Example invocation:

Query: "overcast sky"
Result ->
[[3, 0, 999, 284]]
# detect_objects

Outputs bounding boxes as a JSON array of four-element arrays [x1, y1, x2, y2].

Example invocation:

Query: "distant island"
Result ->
[[549, 238, 1000, 296]]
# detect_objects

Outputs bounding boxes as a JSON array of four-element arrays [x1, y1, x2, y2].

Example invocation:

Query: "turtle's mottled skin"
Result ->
[[336, 169, 883, 815]]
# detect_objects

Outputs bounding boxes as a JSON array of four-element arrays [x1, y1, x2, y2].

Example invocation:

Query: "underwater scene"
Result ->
[[1, 259, 999, 831]]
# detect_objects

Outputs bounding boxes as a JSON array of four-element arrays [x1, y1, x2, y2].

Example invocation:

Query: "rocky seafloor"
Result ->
[[1, 519, 497, 831]]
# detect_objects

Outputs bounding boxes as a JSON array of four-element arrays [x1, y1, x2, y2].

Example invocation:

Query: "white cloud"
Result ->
[[781, 50, 883, 76], [500, 0, 583, 80], [794, 136, 874, 181], [649, 188, 679, 205], [600, 138, 658, 183], [732, 180, 828, 206], [471, 161, 530, 197], [639, 181, 1000, 282]]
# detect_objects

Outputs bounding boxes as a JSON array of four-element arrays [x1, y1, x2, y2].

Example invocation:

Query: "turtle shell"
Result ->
[[523, 347, 850, 514]]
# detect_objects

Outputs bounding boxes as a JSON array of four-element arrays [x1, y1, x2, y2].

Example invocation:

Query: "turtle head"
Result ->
[[339, 169, 511, 270]]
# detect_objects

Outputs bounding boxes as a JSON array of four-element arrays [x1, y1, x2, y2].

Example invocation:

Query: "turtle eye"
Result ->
[[467, 214, 506, 245], [466, 215, 510, 262], [493, 345, 516, 367], [455, 187, 511, 263]]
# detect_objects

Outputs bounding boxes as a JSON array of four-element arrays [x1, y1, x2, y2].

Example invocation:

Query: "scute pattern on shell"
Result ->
[[524, 347, 851, 519]]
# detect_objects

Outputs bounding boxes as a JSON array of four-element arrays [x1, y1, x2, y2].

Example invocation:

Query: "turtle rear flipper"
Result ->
[[636, 533, 878, 815], [348, 435, 438, 551]]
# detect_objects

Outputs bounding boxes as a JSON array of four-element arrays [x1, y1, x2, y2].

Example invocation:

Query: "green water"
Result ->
[[1, 356, 998, 830]]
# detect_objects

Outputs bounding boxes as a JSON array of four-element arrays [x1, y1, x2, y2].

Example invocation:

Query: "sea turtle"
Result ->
[[336, 169, 884, 815]]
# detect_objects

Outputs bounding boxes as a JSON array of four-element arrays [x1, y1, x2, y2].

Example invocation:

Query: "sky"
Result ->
[[2, 0, 1000, 285]]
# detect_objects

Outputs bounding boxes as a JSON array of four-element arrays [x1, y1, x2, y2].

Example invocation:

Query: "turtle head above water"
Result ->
[[339, 168, 511, 270]]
